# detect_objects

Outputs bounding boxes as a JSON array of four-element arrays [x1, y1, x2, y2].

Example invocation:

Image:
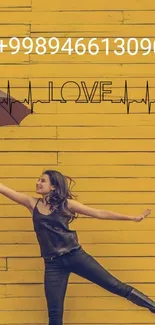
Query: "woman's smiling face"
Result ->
[[36, 174, 54, 194]]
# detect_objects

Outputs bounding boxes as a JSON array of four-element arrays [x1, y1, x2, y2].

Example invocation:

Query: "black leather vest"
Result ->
[[32, 198, 81, 258]]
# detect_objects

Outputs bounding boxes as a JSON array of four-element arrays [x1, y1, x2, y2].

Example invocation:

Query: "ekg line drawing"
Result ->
[[0, 80, 154, 126]]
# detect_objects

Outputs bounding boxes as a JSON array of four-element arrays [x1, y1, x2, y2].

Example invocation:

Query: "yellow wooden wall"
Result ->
[[0, 0, 155, 324]]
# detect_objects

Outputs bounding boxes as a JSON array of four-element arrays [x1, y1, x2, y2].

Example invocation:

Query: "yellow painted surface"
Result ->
[[0, 0, 155, 324]]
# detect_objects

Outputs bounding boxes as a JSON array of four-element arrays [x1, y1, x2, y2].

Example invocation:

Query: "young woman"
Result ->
[[0, 169, 154, 325]]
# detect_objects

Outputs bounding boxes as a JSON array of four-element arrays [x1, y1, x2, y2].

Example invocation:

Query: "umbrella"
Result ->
[[0, 81, 32, 126]]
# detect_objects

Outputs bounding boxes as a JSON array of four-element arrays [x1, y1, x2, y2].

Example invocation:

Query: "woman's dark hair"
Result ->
[[42, 169, 78, 223]]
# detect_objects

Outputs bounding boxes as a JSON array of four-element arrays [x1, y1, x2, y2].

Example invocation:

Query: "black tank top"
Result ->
[[32, 198, 81, 258]]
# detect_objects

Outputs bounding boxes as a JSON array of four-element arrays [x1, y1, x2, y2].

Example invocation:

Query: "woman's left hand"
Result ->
[[133, 208, 152, 222]]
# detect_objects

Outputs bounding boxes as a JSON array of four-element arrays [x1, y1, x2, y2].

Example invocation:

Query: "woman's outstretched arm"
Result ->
[[0, 183, 35, 208], [67, 199, 151, 222]]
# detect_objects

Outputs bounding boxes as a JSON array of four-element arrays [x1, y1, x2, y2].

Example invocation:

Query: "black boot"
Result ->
[[126, 288, 155, 313]]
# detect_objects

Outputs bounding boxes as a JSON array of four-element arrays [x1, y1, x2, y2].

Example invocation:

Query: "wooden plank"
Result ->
[[65, 178, 155, 191], [0, 153, 57, 165], [74, 191, 155, 204], [0, 205, 30, 217], [3, 62, 155, 77], [57, 126, 155, 138], [24, 62, 103, 80], [31, 23, 155, 36], [78, 230, 155, 243], [29, 103, 57, 113], [0, 53, 29, 64], [2, 63, 155, 77], [51, 102, 155, 114], [0, 259, 6, 271], [21, 114, 155, 127], [31, 24, 155, 37], [30, 51, 155, 65], [32, 0, 155, 11], [26, 62, 155, 77], [0, 12, 122, 24], [0, 166, 56, 177], [0, 0, 31, 10], [0, 63, 122, 77], [58, 152, 155, 165], [124, 11, 155, 24], [0, 127, 56, 138], [31, 13, 122, 25], [0, 232, 37, 243], [0, 0, 31, 7], [0, 139, 154, 151], [0, 218, 33, 231], [74, 218, 155, 231], [63, 310, 155, 323], [0, 285, 6, 298], [56, 165, 155, 177], [0, 25, 29, 37], [0, 66, 29, 78]]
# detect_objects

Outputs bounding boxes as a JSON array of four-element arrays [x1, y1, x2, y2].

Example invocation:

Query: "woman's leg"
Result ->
[[44, 257, 70, 325], [70, 248, 133, 297], [69, 248, 155, 313]]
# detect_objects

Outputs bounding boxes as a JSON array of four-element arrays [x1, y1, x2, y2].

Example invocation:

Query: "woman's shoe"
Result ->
[[126, 288, 155, 313]]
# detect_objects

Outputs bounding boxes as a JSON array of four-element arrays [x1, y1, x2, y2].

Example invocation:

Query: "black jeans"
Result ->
[[43, 246, 133, 325]]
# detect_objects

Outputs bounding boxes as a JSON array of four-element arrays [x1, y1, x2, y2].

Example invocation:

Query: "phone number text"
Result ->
[[0, 37, 154, 56]]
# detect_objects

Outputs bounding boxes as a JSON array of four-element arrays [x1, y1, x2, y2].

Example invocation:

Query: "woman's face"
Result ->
[[36, 174, 54, 195]]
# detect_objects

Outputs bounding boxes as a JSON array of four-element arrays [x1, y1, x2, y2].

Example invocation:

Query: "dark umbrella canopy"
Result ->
[[0, 88, 31, 126]]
